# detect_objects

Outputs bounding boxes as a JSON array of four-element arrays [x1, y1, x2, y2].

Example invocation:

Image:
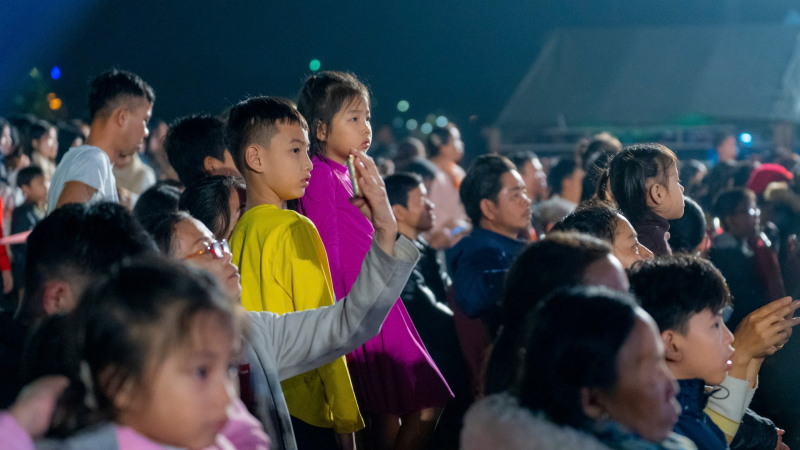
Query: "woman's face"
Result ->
[[0, 125, 11, 155], [591, 311, 680, 442], [171, 218, 241, 300]]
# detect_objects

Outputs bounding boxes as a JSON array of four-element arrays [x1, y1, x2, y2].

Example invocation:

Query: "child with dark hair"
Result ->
[[711, 188, 785, 329], [669, 197, 708, 254], [552, 201, 654, 269], [630, 255, 799, 449], [534, 157, 584, 229], [227, 95, 382, 448], [48, 69, 155, 211], [179, 175, 245, 240], [424, 124, 470, 249], [597, 143, 684, 256], [9, 166, 47, 301], [298, 71, 451, 448], [165, 114, 241, 186]]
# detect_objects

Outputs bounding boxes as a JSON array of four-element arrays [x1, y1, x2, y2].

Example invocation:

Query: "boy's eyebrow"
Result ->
[[289, 138, 307, 145]]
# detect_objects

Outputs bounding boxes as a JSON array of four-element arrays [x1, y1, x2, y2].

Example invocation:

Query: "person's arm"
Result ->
[[451, 248, 506, 319], [246, 235, 418, 381], [55, 181, 98, 208]]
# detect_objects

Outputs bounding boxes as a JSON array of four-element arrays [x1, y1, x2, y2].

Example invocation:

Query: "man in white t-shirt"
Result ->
[[47, 69, 155, 212]]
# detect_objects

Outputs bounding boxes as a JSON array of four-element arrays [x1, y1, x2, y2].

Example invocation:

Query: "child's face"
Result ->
[[661, 164, 685, 220], [612, 214, 653, 269], [321, 94, 372, 164], [257, 122, 313, 202], [118, 314, 236, 449], [22, 175, 47, 204], [670, 308, 734, 385]]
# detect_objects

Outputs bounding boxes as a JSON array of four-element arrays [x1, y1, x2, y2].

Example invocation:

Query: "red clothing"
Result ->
[[0, 196, 12, 271]]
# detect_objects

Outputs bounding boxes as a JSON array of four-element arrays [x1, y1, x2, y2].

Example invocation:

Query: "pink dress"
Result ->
[[299, 156, 453, 415]]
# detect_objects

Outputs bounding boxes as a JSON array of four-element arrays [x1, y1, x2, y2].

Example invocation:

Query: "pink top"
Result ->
[[299, 156, 453, 415], [0, 398, 269, 450]]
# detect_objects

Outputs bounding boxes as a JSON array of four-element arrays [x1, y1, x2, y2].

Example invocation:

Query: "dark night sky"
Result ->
[[3, 0, 798, 141]]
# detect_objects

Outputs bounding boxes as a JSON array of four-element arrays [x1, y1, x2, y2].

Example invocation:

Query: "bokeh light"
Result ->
[[49, 98, 62, 110], [309, 59, 321, 71], [436, 116, 448, 127], [397, 100, 409, 112], [47, 92, 56, 101], [51, 66, 61, 80], [420, 123, 433, 134], [739, 132, 753, 144], [392, 117, 404, 128], [406, 119, 418, 130]]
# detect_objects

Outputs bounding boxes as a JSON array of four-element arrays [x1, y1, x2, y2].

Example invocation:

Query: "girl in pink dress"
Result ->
[[298, 71, 453, 449]]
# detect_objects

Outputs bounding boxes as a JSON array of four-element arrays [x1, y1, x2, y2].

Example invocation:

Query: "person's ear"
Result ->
[[391, 204, 408, 223], [662, 330, 682, 362], [244, 145, 264, 174], [316, 121, 327, 143], [580, 387, 607, 419], [114, 106, 130, 129], [41, 280, 76, 316], [479, 198, 498, 222], [203, 155, 225, 175], [647, 181, 665, 207], [109, 372, 138, 412]]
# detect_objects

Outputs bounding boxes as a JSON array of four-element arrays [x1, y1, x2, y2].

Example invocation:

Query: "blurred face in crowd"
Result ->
[[588, 310, 680, 443], [394, 184, 435, 235], [717, 136, 739, 162], [439, 127, 464, 163], [612, 214, 653, 269], [0, 125, 11, 155], [120, 98, 153, 158], [561, 167, 585, 204], [171, 217, 241, 300], [663, 308, 734, 386], [34, 127, 58, 160], [481, 170, 532, 238], [116, 313, 235, 449], [22, 175, 47, 205], [521, 158, 547, 201], [724, 199, 760, 240]]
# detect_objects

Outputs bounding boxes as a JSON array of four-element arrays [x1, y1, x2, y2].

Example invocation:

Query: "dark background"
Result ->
[[2, 0, 798, 153]]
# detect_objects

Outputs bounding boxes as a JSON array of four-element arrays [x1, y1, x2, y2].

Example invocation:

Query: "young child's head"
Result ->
[[28, 120, 58, 160], [628, 254, 734, 385], [551, 201, 654, 269], [385, 173, 434, 236], [45, 258, 241, 448], [179, 175, 245, 240], [426, 124, 464, 163], [225, 96, 310, 204], [598, 143, 684, 224], [17, 165, 47, 205], [297, 71, 371, 164], [165, 114, 240, 186], [713, 188, 759, 241]]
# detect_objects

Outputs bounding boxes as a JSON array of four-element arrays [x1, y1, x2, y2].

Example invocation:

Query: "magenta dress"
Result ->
[[299, 156, 453, 415]]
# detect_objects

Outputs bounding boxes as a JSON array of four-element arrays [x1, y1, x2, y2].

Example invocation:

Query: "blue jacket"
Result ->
[[674, 379, 728, 450], [447, 228, 526, 331]]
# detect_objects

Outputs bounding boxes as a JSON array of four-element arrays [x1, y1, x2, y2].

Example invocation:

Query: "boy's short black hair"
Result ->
[[225, 96, 308, 175], [550, 201, 620, 243], [17, 166, 44, 188], [165, 115, 227, 186], [88, 69, 155, 121], [385, 173, 423, 208], [713, 188, 755, 223], [548, 158, 579, 196], [628, 254, 731, 334], [460, 154, 517, 227]]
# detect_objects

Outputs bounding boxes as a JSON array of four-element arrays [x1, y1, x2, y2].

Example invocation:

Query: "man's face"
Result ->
[[488, 170, 533, 235], [22, 175, 48, 204], [402, 185, 435, 233], [120, 98, 153, 158]]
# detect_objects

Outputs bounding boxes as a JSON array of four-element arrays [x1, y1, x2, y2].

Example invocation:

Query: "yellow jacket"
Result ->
[[230, 204, 364, 433]]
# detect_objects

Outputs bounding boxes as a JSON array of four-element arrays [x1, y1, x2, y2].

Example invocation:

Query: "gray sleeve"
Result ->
[[246, 236, 419, 381]]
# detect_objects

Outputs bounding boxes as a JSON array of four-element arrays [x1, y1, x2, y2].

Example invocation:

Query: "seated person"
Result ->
[[532, 157, 584, 229], [164, 114, 241, 186], [551, 201, 654, 268], [485, 232, 629, 395], [630, 255, 799, 449], [448, 154, 531, 331], [463, 287, 694, 450]]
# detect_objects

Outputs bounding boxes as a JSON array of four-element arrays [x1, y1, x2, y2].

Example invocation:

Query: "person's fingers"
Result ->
[[764, 301, 800, 324], [750, 297, 793, 321], [352, 150, 381, 183]]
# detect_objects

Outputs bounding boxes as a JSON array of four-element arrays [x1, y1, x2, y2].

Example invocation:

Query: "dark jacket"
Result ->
[[10, 202, 44, 290], [674, 379, 728, 450], [730, 408, 778, 450], [447, 228, 527, 332], [632, 211, 672, 257], [0, 310, 28, 408], [709, 233, 769, 330]]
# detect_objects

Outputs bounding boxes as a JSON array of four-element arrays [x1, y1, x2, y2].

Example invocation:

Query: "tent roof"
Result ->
[[496, 24, 800, 142]]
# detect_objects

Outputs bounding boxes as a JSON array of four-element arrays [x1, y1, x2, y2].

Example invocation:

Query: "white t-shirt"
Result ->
[[47, 145, 119, 213]]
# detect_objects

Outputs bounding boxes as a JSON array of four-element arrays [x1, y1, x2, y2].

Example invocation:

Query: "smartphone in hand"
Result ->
[[347, 154, 362, 197]]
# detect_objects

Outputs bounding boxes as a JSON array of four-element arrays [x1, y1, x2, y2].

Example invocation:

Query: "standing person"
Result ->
[[714, 132, 739, 165], [26, 121, 58, 185], [597, 143, 685, 256], [424, 124, 470, 249], [224, 97, 363, 449], [48, 69, 154, 211], [164, 114, 242, 186], [298, 71, 452, 450], [9, 167, 47, 303]]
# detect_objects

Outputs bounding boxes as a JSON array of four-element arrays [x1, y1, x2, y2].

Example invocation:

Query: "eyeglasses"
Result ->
[[183, 239, 231, 260]]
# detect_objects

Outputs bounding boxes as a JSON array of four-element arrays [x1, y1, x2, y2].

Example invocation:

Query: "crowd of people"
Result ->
[[0, 67, 799, 450]]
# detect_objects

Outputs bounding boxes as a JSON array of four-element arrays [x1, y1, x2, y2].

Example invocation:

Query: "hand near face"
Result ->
[[733, 297, 800, 361]]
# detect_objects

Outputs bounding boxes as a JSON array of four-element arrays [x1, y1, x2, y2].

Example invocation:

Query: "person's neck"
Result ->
[[430, 155, 453, 171], [244, 177, 287, 211], [666, 361, 700, 384], [326, 151, 348, 166], [479, 221, 520, 240], [396, 221, 419, 241], [84, 124, 119, 163]]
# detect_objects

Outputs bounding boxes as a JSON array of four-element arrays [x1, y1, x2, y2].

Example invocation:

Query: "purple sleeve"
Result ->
[[0, 413, 35, 450], [300, 163, 344, 297]]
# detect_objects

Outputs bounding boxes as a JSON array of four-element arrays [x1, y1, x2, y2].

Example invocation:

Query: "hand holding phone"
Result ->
[[347, 154, 362, 197]]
